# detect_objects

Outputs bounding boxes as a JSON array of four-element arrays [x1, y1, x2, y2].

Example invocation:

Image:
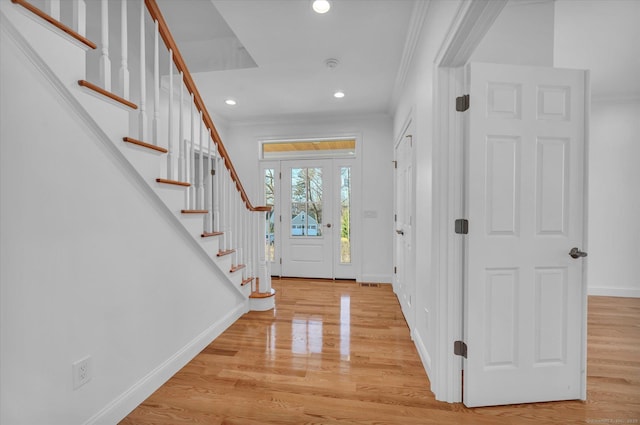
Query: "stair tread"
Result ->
[[181, 209, 208, 214], [78, 80, 137, 109], [156, 178, 190, 187], [250, 290, 276, 299], [241, 278, 254, 286], [216, 249, 236, 257], [123, 137, 168, 153], [201, 232, 223, 238], [230, 264, 246, 273]]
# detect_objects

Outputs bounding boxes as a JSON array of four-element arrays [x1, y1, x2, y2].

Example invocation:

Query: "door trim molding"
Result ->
[[431, 0, 507, 403]]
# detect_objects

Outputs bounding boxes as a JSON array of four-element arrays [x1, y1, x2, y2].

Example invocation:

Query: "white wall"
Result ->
[[222, 114, 394, 283], [586, 100, 640, 296], [0, 12, 244, 424], [392, 0, 464, 394], [471, 0, 555, 67], [554, 0, 640, 297]]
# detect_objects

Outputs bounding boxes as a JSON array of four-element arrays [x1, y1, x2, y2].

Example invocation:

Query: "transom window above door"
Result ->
[[261, 138, 356, 159]]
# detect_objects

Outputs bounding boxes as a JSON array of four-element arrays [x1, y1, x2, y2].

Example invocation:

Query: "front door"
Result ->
[[463, 63, 588, 407], [281, 159, 334, 278]]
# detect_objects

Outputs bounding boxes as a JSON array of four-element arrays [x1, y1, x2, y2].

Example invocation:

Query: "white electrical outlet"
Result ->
[[72, 356, 92, 389]]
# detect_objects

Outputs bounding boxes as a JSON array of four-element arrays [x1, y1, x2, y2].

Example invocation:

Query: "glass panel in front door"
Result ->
[[290, 168, 323, 237]]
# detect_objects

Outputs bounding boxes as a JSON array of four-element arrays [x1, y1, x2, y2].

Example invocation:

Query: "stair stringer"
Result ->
[[0, 4, 247, 300], [2, 11, 254, 425]]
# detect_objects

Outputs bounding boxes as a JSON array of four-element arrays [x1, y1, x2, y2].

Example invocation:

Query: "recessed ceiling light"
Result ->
[[334, 91, 345, 99], [312, 0, 331, 14], [225, 99, 237, 106]]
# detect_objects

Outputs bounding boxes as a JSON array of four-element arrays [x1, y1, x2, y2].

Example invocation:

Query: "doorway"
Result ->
[[393, 119, 415, 329], [260, 155, 358, 280], [461, 62, 588, 407]]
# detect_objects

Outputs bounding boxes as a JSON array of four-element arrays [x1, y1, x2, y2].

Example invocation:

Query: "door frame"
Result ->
[[432, 0, 589, 403], [258, 145, 362, 281], [431, 0, 508, 403]]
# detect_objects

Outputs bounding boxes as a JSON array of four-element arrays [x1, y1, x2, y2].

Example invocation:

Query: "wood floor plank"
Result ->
[[121, 279, 640, 424]]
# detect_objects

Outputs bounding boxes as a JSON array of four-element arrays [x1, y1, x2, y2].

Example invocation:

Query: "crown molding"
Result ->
[[389, 0, 431, 112]]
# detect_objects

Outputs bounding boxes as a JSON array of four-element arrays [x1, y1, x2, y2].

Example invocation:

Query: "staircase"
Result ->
[[3, 0, 275, 311]]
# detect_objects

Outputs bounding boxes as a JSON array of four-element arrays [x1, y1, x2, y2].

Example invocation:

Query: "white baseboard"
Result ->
[[87, 301, 248, 425], [588, 286, 640, 298], [412, 330, 433, 381], [359, 273, 392, 284]]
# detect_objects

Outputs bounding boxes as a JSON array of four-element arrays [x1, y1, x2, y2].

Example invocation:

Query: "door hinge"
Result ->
[[279, 215, 282, 222], [211, 169, 215, 175], [279, 258, 282, 265], [454, 340, 467, 358], [456, 94, 470, 112], [394, 266, 397, 274], [393, 160, 397, 169], [394, 214, 397, 222], [279, 172, 282, 179], [455, 219, 469, 235]]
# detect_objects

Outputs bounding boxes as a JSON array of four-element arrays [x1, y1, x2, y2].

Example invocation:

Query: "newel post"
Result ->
[[258, 209, 272, 294]]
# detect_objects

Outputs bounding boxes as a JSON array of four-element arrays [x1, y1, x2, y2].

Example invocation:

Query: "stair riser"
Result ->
[[199, 237, 220, 261], [154, 183, 188, 212], [119, 146, 163, 182], [179, 213, 207, 237]]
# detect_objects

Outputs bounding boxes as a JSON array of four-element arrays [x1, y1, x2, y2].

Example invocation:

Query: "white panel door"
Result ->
[[394, 127, 414, 328], [464, 63, 587, 407], [282, 159, 334, 278]]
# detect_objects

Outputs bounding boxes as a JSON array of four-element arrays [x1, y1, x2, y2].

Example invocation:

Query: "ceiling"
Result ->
[[158, 0, 416, 123], [156, 0, 638, 125]]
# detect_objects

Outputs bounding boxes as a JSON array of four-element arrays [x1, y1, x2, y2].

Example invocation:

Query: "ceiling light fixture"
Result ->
[[224, 99, 237, 106], [312, 0, 331, 14], [334, 91, 345, 99]]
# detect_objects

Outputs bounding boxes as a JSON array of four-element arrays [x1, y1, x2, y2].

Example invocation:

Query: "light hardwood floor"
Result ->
[[121, 278, 640, 425]]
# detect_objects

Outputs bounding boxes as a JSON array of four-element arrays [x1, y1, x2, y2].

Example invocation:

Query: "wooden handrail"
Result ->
[[144, 0, 271, 213], [11, 0, 97, 50]]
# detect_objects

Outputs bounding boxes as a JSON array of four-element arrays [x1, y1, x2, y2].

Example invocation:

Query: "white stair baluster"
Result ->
[[249, 209, 254, 281], [228, 171, 233, 252], [72, 0, 86, 37], [99, 0, 111, 91], [152, 19, 159, 146], [223, 167, 231, 251], [218, 163, 225, 248], [206, 133, 213, 232], [232, 189, 238, 266], [242, 209, 248, 280], [138, 0, 147, 141], [45, 0, 60, 20], [167, 49, 174, 180], [198, 112, 205, 210], [119, 0, 129, 99], [178, 73, 185, 183], [238, 199, 243, 267], [213, 151, 221, 232], [189, 95, 196, 209], [204, 135, 212, 232], [238, 196, 244, 271]]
